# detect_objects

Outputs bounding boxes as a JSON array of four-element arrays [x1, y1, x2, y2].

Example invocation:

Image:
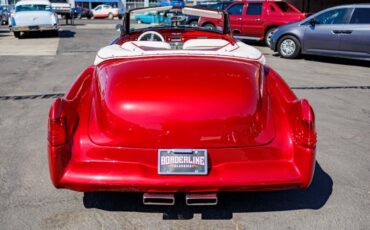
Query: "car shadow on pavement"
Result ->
[[303, 55, 370, 68], [60, 23, 86, 26], [83, 162, 332, 220], [17, 30, 75, 39], [58, 30, 76, 38]]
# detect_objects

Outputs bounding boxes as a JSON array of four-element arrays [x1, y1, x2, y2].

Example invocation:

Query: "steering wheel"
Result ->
[[137, 31, 165, 42]]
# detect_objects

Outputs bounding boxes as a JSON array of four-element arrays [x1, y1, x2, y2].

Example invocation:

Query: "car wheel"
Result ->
[[277, 35, 301, 59], [189, 20, 198, 27], [265, 28, 276, 47], [108, 13, 113, 20], [137, 20, 142, 24], [13, 31, 20, 38], [203, 23, 215, 30], [118, 15, 122, 20]]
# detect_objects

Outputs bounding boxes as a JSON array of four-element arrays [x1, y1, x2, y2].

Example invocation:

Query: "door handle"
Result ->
[[255, 18, 261, 22], [332, 30, 353, 34]]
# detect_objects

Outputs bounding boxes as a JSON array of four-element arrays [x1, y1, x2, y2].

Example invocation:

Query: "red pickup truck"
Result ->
[[199, 0, 306, 46]]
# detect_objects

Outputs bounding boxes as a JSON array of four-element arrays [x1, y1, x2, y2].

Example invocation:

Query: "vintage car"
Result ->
[[91, 4, 124, 19], [48, 6, 316, 206], [134, 12, 171, 24], [9, 0, 59, 38]]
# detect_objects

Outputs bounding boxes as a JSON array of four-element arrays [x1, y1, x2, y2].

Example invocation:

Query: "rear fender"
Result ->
[[48, 98, 79, 187], [265, 66, 316, 148], [47, 65, 95, 187], [265, 66, 316, 188]]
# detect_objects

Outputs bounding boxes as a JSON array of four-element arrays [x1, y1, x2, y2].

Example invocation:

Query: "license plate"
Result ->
[[29, 26, 39, 31], [158, 149, 208, 175]]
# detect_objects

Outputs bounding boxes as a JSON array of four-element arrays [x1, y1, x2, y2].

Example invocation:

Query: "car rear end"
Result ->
[[10, 10, 59, 33], [48, 57, 316, 203]]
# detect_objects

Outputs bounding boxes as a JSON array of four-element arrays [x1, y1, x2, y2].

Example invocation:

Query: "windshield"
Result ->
[[15, 4, 52, 12], [129, 6, 226, 33]]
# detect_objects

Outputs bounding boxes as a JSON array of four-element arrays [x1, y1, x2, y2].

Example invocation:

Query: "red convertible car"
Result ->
[[48, 6, 316, 205]]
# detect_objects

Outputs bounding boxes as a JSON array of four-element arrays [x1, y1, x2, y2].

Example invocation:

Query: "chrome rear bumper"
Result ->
[[11, 24, 59, 32]]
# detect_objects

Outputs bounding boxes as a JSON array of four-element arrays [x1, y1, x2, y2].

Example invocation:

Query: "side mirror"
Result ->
[[115, 23, 123, 32], [115, 21, 126, 35], [309, 18, 318, 26]]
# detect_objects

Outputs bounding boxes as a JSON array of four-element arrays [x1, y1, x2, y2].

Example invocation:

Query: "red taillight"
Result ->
[[48, 116, 67, 146], [294, 118, 317, 148], [292, 99, 316, 148]]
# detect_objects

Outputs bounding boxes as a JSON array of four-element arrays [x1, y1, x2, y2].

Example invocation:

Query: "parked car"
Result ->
[[1, 5, 12, 25], [185, 1, 233, 26], [71, 6, 92, 19], [270, 4, 370, 60], [48, 6, 316, 205], [9, 0, 59, 38], [91, 4, 124, 19], [50, 0, 71, 18], [198, 0, 306, 46], [158, 0, 185, 8], [134, 12, 171, 24]]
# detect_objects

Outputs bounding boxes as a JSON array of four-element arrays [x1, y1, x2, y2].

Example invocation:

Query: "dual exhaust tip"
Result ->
[[143, 193, 218, 206]]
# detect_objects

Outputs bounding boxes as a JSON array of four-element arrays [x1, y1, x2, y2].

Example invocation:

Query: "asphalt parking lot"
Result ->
[[0, 20, 370, 229]]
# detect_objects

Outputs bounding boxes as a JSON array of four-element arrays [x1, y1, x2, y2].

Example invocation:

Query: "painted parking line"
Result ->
[[0, 32, 59, 56], [74, 24, 117, 30]]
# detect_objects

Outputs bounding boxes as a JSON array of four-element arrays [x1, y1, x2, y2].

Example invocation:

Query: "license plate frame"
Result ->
[[158, 149, 208, 175]]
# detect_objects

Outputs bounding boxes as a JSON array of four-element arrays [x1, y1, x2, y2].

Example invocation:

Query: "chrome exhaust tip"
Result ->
[[143, 193, 175, 205], [185, 193, 218, 206]]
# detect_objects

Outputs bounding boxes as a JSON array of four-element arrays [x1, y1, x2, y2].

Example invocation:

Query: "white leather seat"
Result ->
[[121, 41, 172, 51], [183, 39, 230, 50]]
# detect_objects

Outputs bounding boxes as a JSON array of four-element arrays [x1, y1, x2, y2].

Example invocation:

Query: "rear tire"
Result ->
[[277, 35, 301, 59], [189, 20, 198, 27], [265, 27, 276, 47], [203, 23, 215, 30], [13, 31, 20, 38]]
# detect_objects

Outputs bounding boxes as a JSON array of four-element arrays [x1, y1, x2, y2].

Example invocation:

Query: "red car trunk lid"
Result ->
[[88, 57, 275, 148]]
